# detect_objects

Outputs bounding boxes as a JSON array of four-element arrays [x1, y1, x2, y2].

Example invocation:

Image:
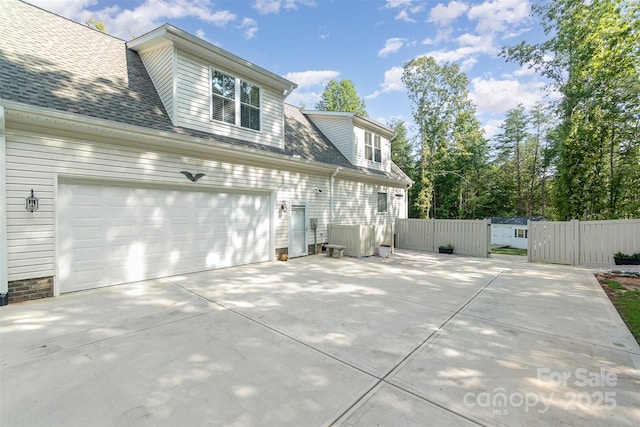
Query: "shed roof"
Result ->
[[488, 217, 545, 225]]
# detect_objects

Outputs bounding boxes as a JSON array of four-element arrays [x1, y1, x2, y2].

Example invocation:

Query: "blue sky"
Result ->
[[27, 0, 554, 140]]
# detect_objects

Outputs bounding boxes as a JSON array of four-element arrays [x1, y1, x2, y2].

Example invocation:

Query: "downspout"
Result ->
[[330, 167, 340, 224], [0, 105, 8, 301]]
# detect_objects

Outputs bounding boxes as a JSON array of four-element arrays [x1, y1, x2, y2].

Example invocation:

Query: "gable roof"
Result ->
[[301, 110, 396, 140], [127, 24, 296, 95], [0, 0, 410, 185]]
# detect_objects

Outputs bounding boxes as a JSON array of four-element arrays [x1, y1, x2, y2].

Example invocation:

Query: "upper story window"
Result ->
[[365, 131, 382, 163], [211, 69, 261, 131]]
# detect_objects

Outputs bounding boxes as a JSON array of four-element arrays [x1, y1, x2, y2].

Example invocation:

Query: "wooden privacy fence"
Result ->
[[327, 224, 393, 257], [395, 219, 491, 257], [528, 219, 640, 265]]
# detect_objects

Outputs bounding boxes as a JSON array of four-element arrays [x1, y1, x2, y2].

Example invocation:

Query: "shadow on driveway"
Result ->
[[1, 253, 639, 426]]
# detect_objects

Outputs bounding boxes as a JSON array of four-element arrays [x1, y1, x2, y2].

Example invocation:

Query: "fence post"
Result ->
[[527, 220, 532, 262], [431, 220, 436, 252], [486, 219, 491, 257], [572, 219, 580, 265]]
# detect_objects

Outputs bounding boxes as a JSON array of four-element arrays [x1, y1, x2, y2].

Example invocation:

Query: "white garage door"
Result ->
[[57, 181, 271, 293]]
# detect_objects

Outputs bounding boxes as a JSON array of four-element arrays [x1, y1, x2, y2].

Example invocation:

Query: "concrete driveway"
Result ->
[[1, 252, 639, 426]]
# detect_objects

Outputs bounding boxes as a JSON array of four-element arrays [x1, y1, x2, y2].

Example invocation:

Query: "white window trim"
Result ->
[[365, 131, 382, 164], [210, 67, 262, 132], [377, 191, 388, 214]]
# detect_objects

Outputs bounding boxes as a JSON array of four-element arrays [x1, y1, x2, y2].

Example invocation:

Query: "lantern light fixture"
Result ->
[[280, 201, 288, 213], [26, 189, 39, 212]]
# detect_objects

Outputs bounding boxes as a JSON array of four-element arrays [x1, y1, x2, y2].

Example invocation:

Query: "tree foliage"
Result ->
[[315, 79, 367, 115], [85, 16, 107, 33], [502, 0, 640, 219], [402, 56, 487, 218]]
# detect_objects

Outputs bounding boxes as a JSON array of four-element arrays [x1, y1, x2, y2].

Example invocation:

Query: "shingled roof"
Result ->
[[0, 0, 408, 183]]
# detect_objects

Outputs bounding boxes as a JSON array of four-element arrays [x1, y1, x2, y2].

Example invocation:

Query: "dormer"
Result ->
[[127, 25, 297, 149], [301, 111, 395, 173]]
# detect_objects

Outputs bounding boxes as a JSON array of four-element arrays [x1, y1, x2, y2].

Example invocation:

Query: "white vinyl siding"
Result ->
[[332, 179, 405, 226], [304, 115, 354, 163], [5, 124, 407, 285], [174, 51, 282, 148], [138, 43, 175, 122], [4, 127, 351, 282]]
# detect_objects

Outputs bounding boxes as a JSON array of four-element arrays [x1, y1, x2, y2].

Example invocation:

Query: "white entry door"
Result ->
[[288, 204, 307, 258], [57, 180, 271, 293]]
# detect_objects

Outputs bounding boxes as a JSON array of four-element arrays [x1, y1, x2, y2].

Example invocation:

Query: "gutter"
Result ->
[[0, 105, 7, 301], [330, 167, 340, 224]]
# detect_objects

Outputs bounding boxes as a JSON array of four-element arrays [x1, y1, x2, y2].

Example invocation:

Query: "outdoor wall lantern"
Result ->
[[280, 201, 288, 213], [25, 189, 39, 212]]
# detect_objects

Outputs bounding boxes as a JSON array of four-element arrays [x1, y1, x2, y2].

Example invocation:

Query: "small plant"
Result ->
[[615, 252, 640, 260], [613, 251, 640, 265], [438, 244, 454, 254], [605, 279, 626, 290]]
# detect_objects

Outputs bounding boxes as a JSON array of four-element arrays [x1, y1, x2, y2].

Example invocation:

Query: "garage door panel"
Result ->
[[58, 182, 271, 293]]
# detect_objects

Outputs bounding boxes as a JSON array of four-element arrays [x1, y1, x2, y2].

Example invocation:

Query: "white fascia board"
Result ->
[[127, 24, 297, 94], [0, 101, 408, 187]]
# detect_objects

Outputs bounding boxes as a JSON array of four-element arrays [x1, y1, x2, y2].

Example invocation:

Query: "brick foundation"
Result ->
[[7, 276, 54, 304], [275, 247, 289, 260]]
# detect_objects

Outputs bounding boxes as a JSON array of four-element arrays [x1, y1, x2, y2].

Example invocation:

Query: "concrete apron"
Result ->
[[0, 254, 638, 426]]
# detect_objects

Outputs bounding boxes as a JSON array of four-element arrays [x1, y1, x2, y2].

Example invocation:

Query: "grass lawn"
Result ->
[[491, 247, 528, 256], [599, 277, 640, 344]]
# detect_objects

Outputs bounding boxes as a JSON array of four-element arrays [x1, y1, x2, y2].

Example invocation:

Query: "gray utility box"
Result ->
[[309, 218, 318, 229]]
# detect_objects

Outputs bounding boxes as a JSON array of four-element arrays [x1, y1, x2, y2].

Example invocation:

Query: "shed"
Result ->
[[487, 217, 544, 250]]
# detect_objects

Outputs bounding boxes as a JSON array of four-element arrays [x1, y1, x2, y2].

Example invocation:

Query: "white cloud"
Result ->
[[286, 90, 322, 109], [385, 0, 415, 8], [385, 0, 424, 22], [367, 66, 405, 99], [283, 70, 340, 88], [468, 0, 530, 34], [428, 1, 469, 26], [252, 0, 316, 15], [395, 9, 416, 23], [482, 119, 504, 140], [239, 17, 258, 39], [469, 77, 547, 115], [253, 0, 281, 14], [422, 32, 495, 69], [378, 38, 406, 57], [25, 0, 97, 18], [33, 0, 239, 39]]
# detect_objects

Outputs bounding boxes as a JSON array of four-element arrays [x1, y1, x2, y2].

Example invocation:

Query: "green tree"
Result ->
[[85, 16, 107, 33], [402, 56, 487, 218], [315, 79, 367, 115], [495, 105, 528, 216], [387, 119, 414, 173], [502, 0, 640, 219]]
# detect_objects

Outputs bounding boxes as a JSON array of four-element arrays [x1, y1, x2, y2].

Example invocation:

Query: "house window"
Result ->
[[365, 132, 382, 163], [377, 192, 387, 213], [211, 69, 260, 131], [515, 229, 526, 238]]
